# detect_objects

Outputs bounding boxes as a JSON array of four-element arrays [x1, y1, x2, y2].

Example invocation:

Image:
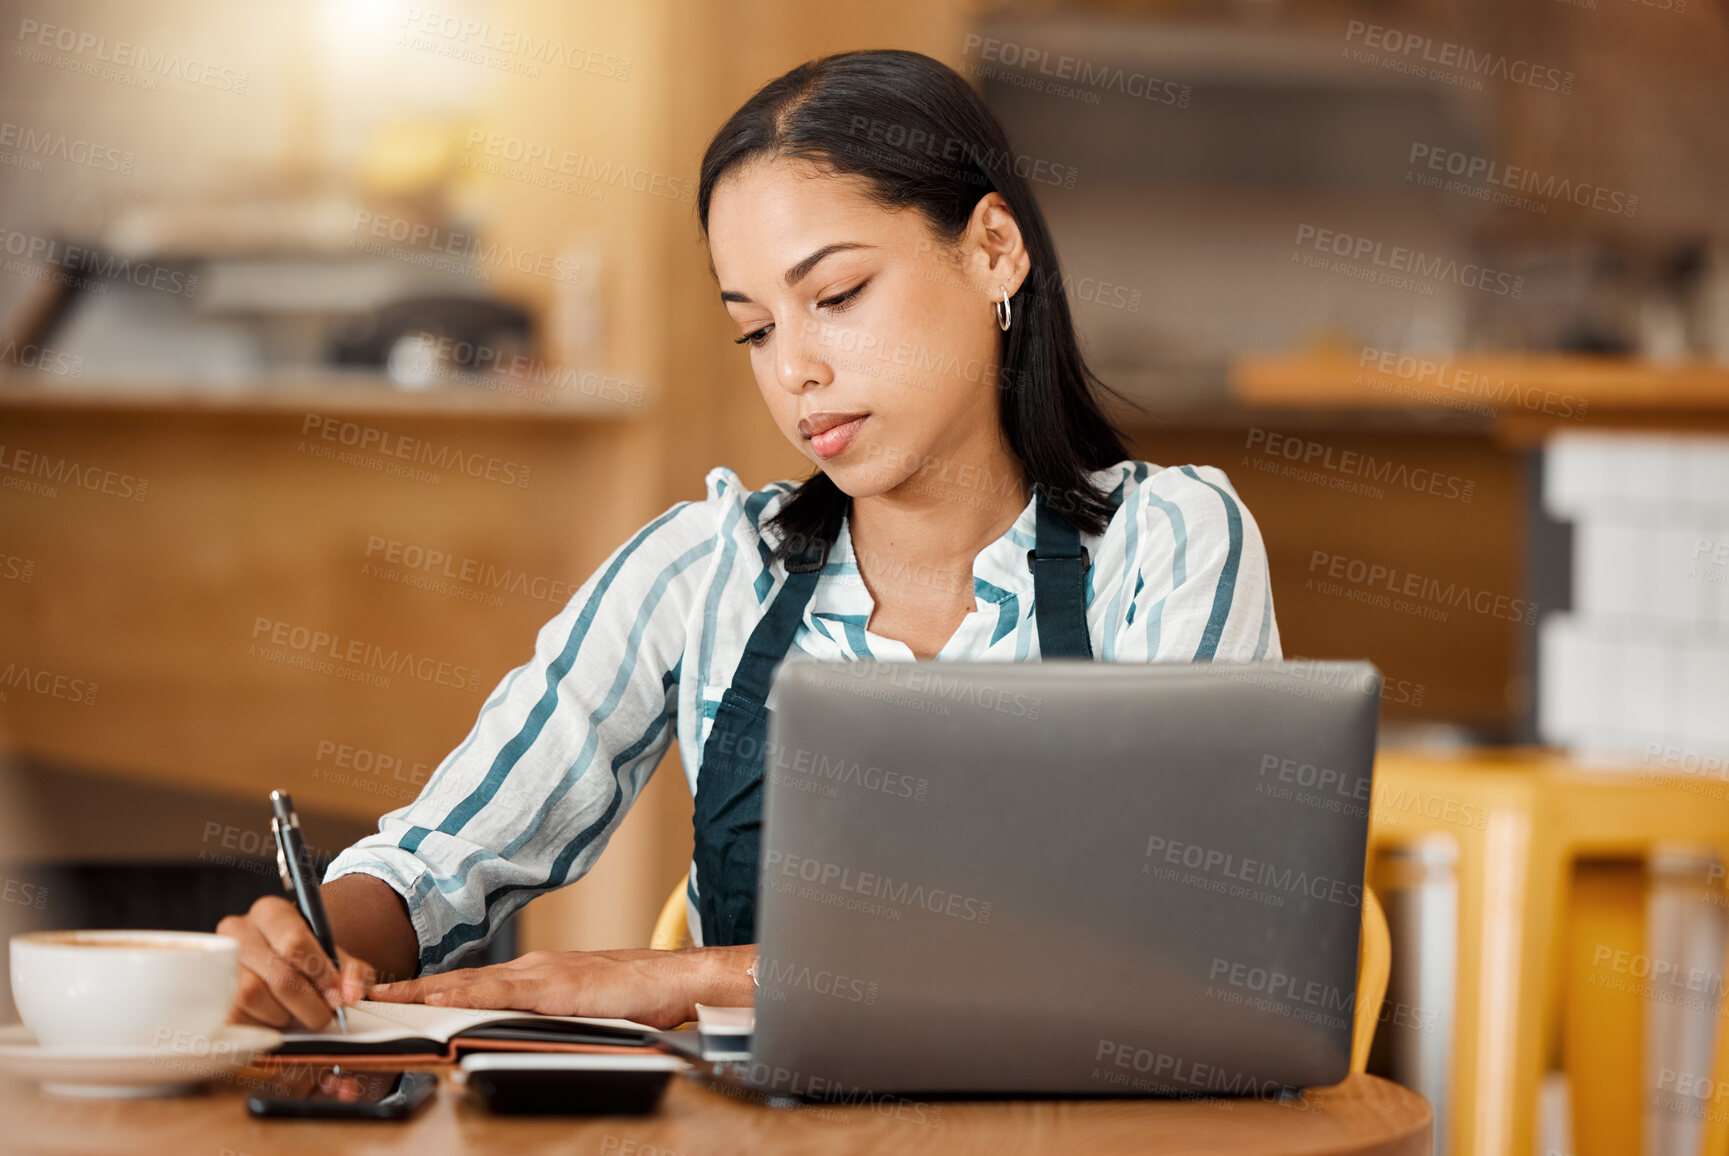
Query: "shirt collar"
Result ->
[[797, 461, 1131, 625], [804, 484, 1042, 627]]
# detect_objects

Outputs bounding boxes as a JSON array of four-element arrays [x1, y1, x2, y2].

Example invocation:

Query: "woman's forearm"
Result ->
[[689, 943, 758, 1011], [324, 873, 421, 983], [321, 882, 755, 1023]]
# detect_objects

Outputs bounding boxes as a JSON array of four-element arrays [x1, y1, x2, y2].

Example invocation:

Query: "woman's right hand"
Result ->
[[217, 895, 375, 1031]]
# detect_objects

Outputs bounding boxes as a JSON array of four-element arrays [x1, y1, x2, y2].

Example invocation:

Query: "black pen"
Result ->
[[269, 789, 349, 1034]]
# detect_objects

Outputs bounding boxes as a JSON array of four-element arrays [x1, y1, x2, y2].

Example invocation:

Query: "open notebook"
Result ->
[[269, 1000, 662, 1064]]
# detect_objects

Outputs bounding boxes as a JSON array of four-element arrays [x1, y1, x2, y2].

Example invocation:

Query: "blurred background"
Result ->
[[1, 0, 1727, 1152]]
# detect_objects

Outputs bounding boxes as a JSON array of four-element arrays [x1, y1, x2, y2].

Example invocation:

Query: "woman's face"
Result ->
[[707, 157, 1029, 501]]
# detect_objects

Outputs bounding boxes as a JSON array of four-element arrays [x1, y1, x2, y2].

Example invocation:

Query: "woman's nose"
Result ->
[[774, 317, 836, 394]]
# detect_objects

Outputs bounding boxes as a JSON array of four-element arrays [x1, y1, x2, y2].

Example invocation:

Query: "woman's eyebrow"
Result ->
[[719, 242, 876, 304]]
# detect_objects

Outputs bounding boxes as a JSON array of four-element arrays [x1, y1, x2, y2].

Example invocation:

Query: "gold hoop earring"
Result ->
[[995, 286, 1012, 332]]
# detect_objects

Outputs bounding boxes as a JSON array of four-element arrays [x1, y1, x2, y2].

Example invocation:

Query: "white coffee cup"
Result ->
[[9, 930, 239, 1050]]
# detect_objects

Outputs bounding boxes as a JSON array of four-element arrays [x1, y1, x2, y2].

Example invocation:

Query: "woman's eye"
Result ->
[[732, 281, 866, 349], [819, 281, 868, 311]]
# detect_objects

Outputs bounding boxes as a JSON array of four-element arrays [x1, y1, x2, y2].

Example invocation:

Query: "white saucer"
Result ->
[[0, 1023, 282, 1098]]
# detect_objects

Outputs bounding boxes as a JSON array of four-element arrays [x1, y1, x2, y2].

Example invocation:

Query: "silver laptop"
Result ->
[[731, 659, 1381, 1101]]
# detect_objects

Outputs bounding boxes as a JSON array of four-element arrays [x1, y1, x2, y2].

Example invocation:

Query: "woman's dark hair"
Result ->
[[697, 49, 1132, 560]]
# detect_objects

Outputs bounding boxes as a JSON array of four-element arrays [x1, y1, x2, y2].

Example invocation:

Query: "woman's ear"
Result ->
[[967, 192, 1032, 299]]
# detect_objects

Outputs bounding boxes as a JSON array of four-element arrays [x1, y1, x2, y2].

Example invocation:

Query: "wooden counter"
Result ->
[[0, 1067, 1433, 1156], [1234, 353, 1729, 443], [0, 381, 693, 953]]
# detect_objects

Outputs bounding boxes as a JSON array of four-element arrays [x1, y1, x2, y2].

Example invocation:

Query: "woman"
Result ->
[[218, 49, 1279, 1032]]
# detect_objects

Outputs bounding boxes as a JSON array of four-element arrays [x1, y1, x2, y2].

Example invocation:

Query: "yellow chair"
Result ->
[[650, 871, 1393, 1076], [650, 875, 693, 952], [1367, 748, 1729, 1156], [1355, 887, 1392, 1075]]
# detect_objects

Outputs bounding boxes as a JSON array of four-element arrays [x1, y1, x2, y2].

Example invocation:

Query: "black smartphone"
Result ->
[[246, 1068, 438, 1120], [461, 1054, 684, 1115]]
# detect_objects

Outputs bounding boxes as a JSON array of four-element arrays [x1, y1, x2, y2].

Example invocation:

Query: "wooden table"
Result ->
[[1, 1068, 1431, 1155]]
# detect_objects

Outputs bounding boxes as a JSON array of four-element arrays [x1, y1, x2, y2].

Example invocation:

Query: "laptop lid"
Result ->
[[747, 659, 1381, 1098]]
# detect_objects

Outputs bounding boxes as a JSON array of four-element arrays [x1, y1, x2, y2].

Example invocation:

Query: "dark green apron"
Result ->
[[690, 489, 1098, 945]]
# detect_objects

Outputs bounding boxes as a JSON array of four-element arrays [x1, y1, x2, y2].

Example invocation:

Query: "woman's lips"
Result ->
[[800, 412, 868, 460]]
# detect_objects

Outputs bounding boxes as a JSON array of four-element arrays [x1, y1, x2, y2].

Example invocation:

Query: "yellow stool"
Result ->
[[1368, 747, 1729, 1156], [650, 873, 1394, 1077]]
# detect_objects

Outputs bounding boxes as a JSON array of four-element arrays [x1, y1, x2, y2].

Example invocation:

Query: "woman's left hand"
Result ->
[[367, 946, 753, 1030]]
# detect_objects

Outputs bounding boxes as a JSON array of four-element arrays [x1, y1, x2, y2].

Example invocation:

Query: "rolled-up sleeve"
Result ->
[[325, 499, 716, 973], [1115, 464, 1281, 664]]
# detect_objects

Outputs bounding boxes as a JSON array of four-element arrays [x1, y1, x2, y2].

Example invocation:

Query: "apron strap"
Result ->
[[692, 499, 845, 946], [727, 518, 835, 702], [1029, 490, 1094, 658]]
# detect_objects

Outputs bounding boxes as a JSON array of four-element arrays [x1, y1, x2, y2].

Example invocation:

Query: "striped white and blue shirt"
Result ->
[[325, 459, 1281, 971]]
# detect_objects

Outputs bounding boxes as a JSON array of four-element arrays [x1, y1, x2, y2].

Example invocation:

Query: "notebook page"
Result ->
[[283, 1000, 657, 1045]]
